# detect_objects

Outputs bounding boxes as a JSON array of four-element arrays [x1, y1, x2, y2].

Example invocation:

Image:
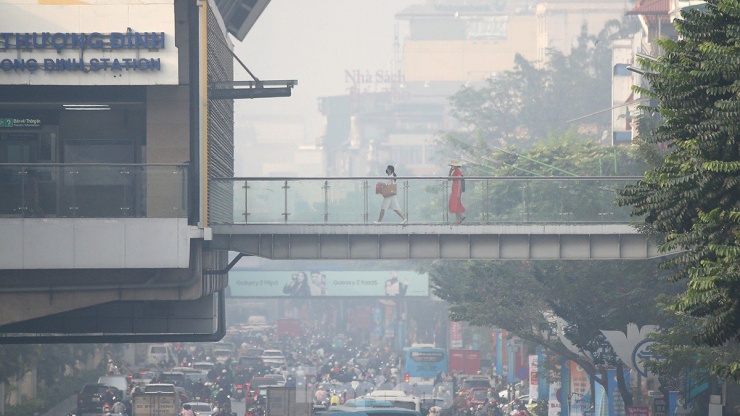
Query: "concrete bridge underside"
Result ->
[[210, 224, 667, 260]]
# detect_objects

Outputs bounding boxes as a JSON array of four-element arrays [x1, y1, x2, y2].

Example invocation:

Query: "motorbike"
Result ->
[[312, 397, 330, 412], [247, 404, 265, 416]]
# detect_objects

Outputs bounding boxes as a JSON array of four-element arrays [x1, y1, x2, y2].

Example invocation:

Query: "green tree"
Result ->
[[426, 259, 677, 409], [616, 0, 740, 380], [440, 19, 638, 155]]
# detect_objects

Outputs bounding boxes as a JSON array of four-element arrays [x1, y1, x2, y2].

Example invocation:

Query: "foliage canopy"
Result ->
[[616, 0, 740, 380]]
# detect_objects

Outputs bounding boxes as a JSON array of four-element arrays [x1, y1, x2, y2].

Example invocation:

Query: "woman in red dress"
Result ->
[[448, 160, 465, 224]]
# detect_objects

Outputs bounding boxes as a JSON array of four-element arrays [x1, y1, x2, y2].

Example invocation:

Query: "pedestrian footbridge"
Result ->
[[208, 176, 666, 260]]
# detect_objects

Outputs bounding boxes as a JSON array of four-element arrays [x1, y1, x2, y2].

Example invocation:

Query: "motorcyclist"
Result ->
[[102, 389, 116, 409], [511, 399, 530, 416], [330, 389, 342, 407], [491, 401, 504, 416], [315, 388, 328, 402], [215, 387, 230, 407], [453, 392, 467, 414], [107, 359, 117, 375], [111, 400, 127, 415], [181, 403, 194, 416]]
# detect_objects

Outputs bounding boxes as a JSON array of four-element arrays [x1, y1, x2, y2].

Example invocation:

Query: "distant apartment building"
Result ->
[[611, 0, 682, 145], [321, 0, 646, 175], [398, 1, 538, 83], [536, 0, 635, 62]]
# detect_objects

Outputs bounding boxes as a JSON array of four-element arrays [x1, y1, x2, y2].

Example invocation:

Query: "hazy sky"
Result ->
[[232, 0, 417, 173]]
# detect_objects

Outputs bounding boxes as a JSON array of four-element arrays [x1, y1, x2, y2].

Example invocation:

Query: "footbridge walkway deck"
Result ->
[[208, 176, 665, 260]]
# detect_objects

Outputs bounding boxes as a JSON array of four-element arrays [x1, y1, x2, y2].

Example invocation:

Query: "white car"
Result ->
[[261, 349, 287, 367], [192, 361, 215, 372], [213, 348, 232, 363], [265, 373, 287, 386], [185, 401, 214, 416]]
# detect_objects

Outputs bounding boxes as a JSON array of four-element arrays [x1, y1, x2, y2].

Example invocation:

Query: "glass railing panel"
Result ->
[[324, 179, 368, 224], [284, 179, 327, 224], [240, 180, 288, 223], [0, 164, 187, 219], [403, 178, 447, 224], [209, 176, 640, 225]]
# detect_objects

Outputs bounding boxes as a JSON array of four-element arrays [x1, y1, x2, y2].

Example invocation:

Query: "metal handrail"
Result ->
[[209, 176, 639, 225], [214, 175, 643, 181]]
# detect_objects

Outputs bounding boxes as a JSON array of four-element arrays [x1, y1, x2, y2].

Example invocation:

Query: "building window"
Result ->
[[467, 17, 508, 40]]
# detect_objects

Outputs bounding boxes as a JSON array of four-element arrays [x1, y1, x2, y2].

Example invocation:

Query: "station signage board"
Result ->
[[0, 0, 178, 85]]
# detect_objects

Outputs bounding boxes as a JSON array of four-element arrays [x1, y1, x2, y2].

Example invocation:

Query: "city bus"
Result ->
[[318, 398, 422, 416], [403, 344, 448, 389]]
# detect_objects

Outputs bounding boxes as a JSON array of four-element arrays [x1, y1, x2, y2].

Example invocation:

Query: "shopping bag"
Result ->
[[381, 183, 397, 197], [375, 182, 384, 194]]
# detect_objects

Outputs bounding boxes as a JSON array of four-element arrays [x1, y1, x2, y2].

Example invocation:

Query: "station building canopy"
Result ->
[[214, 0, 272, 41]]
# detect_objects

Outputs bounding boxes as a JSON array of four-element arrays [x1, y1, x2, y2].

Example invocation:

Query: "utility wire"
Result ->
[[492, 147, 578, 176], [565, 99, 649, 124]]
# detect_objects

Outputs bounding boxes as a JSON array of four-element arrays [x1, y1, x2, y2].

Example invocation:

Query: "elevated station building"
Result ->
[[0, 0, 272, 342]]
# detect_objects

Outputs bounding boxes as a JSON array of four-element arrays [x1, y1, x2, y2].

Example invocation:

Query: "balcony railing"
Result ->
[[209, 176, 641, 225], [0, 163, 188, 218]]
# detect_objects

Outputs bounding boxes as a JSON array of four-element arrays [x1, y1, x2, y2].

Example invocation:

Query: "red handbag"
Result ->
[[375, 182, 384, 194]]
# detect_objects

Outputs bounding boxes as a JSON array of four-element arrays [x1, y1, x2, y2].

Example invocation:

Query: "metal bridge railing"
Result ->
[[208, 176, 640, 225]]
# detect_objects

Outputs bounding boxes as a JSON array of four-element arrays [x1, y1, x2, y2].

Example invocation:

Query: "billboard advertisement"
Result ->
[[229, 270, 429, 298]]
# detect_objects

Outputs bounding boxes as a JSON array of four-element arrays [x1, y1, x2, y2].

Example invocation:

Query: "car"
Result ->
[[244, 328, 267, 343], [365, 390, 421, 412], [213, 341, 236, 354], [131, 370, 158, 388], [192, 361, 215, 372], [459, 375, 491, 394], [248, 376, 278, 392], [184, 401, 214, 416], [213, 348, 233, 363], [264, 373, 286, 386], [466, 387, 490, 409], [235, 356, 265, 371], [247, 315, 268, 327], [97, 375, 131, 402], [184, 370, 209, 383], [244, 348, 264, 358], [260, 349, 287, 367], [77, 383, 122, 415], [147, 344, 174, 366], [158, 371, 187, 386]]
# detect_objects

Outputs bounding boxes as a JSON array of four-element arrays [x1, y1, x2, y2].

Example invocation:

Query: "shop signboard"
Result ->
[[548, 381, 561, 416], [450, 322, 463, 348], [626, 407, 649, 416], [529, 355, 538, 398], [653, 397, 668, 416]]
